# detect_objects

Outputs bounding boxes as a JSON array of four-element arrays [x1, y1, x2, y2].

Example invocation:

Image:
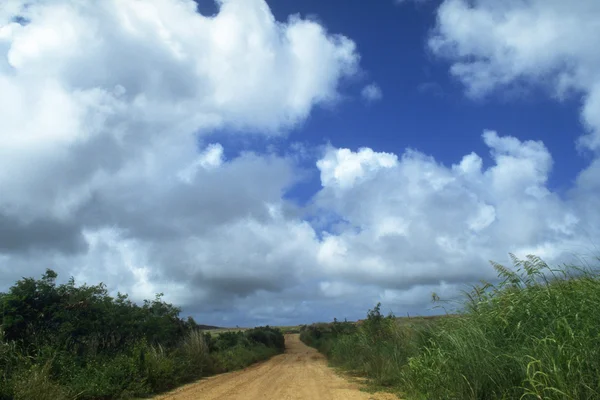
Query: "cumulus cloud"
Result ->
[[361, 83, 383, 102], [317, 147, 397, 189], [313, 132, 592, 298], [2, 0, 599, 327], [0, 0, 359, 322], [429, 0, 600, 150], [0, 0, 359, 217]]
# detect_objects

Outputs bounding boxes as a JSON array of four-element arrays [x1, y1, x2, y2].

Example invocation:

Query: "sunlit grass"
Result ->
[[302, 254, 600, 400]]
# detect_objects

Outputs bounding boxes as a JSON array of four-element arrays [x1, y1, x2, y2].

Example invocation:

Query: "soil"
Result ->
[[153, 334, 399, 400]]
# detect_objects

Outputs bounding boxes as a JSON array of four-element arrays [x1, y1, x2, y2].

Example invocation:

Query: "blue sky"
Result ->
[[1, 0, 599, 326], [206, 0, 588, 198]]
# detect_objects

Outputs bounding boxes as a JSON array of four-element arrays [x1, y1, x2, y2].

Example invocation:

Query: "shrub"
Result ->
[[173, 330, 213, 383], [67, 353, 149, 400], [144, 344, 176, 393], [0, 271, 286, 399], [212, 344, 277, 372], [245, 326, 285, 351], [12, 364, 70, 400]]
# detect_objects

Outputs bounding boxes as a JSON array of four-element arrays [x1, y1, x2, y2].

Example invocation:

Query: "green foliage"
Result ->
[[66, 353, 149, 400], [0, 270, 190, 354], [172, 330, 212, 383], [12, 363, 70, 400], [212, 344, 278, 372], [208, 327, 285, 373], [0, 270, 285, 399], [143, 343, 176, 393], [245, 326, 285, 351], [299, 319, 357, 356], [302, 255, 600, 400], [404, 255, 600, 400], [301, 304, 425, 387]]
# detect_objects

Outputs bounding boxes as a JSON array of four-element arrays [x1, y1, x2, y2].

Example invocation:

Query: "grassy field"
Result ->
[[202, 325, 303, 336], [203, 327, 247, 335], [301, 254, 600, 399], [276, 325, 303, 334]]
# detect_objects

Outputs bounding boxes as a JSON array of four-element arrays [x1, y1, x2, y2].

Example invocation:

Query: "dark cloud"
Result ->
[[0, 214, 86, 254]]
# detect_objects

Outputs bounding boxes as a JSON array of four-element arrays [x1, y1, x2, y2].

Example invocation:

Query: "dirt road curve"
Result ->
[[154, 334, 398, 400]]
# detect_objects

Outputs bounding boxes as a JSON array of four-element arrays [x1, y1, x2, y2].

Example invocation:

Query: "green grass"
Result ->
[[203, 328, 247, 336], [301, 254, 600, 400], [205, 324, 303, 336], [276, 325, 303, 334]]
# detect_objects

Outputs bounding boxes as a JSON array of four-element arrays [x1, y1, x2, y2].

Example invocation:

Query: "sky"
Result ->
[[1, 0, 600, 326]]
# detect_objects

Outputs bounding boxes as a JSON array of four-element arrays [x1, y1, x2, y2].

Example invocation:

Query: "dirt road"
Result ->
[[154, 334, 398, 400]]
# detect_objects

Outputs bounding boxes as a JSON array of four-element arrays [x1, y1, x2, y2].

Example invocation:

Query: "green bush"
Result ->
[[144, 344, 176, 393], [0, 271, 285, 399], [299, 319, 357, 356], [12, 364, 70, 400], [245, 326, 285, 351], [212, 343, 278, 372], [67, 353, 149, 399], [173, 330, 213, 383]]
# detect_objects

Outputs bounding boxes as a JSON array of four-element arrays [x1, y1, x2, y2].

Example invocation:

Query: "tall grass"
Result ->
[[12, 364, 70, 400], [302, 255, 600, 399], [174, 330, 212, 382], [144, 343, 176, 394], [301, 306, 428, 387], [404, 255, 600, 399]]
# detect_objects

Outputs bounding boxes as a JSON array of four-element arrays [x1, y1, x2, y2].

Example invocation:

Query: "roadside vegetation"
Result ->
[[301, 254, 600, 399], [0, 269, 284, 400]]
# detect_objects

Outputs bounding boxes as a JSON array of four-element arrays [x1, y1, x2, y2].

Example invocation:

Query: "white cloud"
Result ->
[[317, 147, 397, 189], [313, 132, 594, 294], [1, 0, 599, 326], [430, 0, 600, 150], [3, 123, 598, 324], [0, 0, 360, 217], [0, 0, 359, 321], [361, 83, 383, 102], [197, 144, 225, 170], [178, 143, 224, 182]]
